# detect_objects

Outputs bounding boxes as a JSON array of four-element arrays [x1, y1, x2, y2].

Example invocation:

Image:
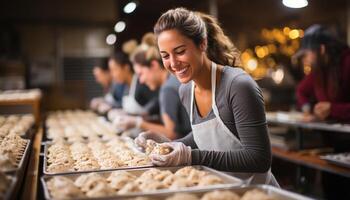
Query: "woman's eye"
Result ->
[[176, 50, 185, 55], [162, 55, 169, 59]]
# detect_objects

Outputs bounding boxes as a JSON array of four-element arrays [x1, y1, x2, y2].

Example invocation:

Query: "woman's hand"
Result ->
[[314, 101, 331, 121], [107, 109, 127, 121], [149, 142, 191, 167], [113, 115, 142, 130], [134, 131, 170, 151]]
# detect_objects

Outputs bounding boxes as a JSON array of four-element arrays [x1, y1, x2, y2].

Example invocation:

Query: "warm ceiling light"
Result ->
[[247, 59, 258, 71], [106, 34, 117, 45], [124, 2, 137, 14], [114, 21, 126, 33], [282, 0, 308, 8]]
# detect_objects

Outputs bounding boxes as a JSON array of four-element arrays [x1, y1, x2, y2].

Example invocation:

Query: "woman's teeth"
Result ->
[[176, 67, 188, 75]]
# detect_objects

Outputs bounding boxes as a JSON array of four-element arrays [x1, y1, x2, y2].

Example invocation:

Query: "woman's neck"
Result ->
[[193, 57, 212, 92], [159, 70, 169, 86]]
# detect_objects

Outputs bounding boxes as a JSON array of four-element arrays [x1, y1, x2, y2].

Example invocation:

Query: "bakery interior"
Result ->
[[1, 0, 350, 199]]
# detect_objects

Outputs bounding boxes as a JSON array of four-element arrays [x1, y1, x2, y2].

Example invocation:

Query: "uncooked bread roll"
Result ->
[[198, 175, 224, 186], [241, 189, 277, 200], [118, 182, 141, 194], [151, 144, 173, 155], [107, 171, 136, 190], [174, 166, 196, 177], [201, 190, 240, 200], [47, 177, 83, 199], [139, 180, 166, 191], [169, 177, 194, 189], [166, 193, 199, 200]]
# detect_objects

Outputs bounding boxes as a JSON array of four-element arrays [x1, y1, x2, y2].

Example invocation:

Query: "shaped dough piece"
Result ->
[[201, 190, 240, 200], [241, 189, 277, 200], [166, 193, 199, 200], [169, 177, 195, 189], [174, 166, 196, 177], [118, 182, 141, 194], [47, 176, 83, 199], [197, 175, 224, 186]]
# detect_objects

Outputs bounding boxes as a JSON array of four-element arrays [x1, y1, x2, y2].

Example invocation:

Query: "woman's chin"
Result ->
[[176, 75, 191, 84]]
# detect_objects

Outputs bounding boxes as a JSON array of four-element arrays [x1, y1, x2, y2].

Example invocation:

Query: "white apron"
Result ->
[[190, 62, 279, 187], [104, 93, 115, 105], [122, 75, 146, 115]]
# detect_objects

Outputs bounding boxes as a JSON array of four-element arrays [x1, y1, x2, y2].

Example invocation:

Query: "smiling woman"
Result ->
[[134, 7, 279, 187], [129, 32, 192, 140]]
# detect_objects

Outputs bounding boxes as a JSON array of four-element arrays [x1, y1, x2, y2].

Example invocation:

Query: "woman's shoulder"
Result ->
[[221, 66, 257, 88], [179, 81, 192, 100]]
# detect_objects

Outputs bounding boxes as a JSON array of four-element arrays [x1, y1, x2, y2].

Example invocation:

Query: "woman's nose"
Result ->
[[169, 55, 179, 68]]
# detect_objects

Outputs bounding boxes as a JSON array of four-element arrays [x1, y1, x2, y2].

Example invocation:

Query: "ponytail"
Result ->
[[154, 7, 241, 67], [196, 12, 241, 66]]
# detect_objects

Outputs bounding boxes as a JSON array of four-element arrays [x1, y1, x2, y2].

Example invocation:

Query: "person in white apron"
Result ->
[[189, 63, 278, 186], [107, 52, 159, 123], [135, 8, 279, 187], [122, 75, 147, 115]]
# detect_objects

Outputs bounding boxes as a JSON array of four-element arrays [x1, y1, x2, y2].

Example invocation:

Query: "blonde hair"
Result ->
[[154, 7, 241, 67], [130, 32, 163, 67], [122, 39, 138, 55]]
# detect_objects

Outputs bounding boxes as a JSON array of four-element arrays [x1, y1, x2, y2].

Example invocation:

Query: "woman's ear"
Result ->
[[199, 38, 208, 52], [150, 60, 160, 70]]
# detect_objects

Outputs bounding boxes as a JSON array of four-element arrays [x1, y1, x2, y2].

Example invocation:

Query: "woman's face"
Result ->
[[157, 29, 205, 83], [302, 50, 318, 69], [135, 62, 160, 91], [108, 59, 128, 84]]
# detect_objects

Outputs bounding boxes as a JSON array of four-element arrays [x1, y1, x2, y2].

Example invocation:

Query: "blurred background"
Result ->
[[1, 0, 348, 111]]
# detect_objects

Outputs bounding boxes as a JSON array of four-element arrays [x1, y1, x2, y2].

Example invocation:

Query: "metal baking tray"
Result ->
[[320, 152, 350, 169], [119, 184, 313, 200], [41, 165, 243, 199], [1, 174, 18, 200], [43, 139, 153, 175], [2, 139, 31, 174]]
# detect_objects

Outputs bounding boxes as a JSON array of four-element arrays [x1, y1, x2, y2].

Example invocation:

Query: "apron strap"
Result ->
[[190, 82, 194, 124], [129, 75, 138, 97]]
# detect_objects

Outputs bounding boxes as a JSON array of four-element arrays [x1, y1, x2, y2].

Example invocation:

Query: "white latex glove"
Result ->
[[90, 97, 104, 110], [150, 142, 191, 167], [97, 102, 112, 114], [134, 131, 171, 150], [113, 115, 142, 131], [107, 109, 127, 121]]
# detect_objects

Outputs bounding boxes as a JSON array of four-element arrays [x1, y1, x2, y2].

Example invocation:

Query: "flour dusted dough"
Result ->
[[241, 189, 278, 200], [47, 176, 83, 199], [198, 175, 224, 186], [201, 190, 240, 200], [166, 193, 199, 200]]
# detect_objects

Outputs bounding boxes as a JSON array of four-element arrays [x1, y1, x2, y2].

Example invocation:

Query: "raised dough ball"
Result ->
[[197, 175, 224, 186], [151, 144, 173, 155], [166, 193, 200, 200], [241, 189, 277, 200], [201, 190, 240, 200]]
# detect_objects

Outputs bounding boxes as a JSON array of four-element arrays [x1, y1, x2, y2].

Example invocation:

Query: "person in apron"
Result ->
[[135, 8, 279, 187], [107, 51, 160, 131], [119, 34, 191, 140], [108, 51, 159, 116]]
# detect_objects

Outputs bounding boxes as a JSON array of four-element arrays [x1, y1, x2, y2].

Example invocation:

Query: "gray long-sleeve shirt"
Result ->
[[177, 66, 271, 173]]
